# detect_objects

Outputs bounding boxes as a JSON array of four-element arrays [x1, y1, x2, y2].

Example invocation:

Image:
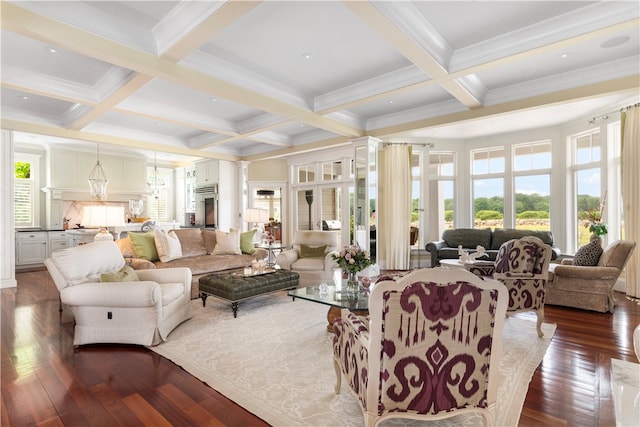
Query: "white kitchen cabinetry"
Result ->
[[48, 231, 68, 256], [16, 232, 48, 265], [195, 160, 218, 187], [47, 199, 64, 230], [66, 230, 99, 247], [48, 149, 147, 193]]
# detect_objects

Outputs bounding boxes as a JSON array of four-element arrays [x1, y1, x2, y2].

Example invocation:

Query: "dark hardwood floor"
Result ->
[[2, 268, 639, 426]]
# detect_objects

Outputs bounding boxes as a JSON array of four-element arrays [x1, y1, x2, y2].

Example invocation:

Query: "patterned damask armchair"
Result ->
[[332, 268, 508, 427], [493, 236, 552, 337]]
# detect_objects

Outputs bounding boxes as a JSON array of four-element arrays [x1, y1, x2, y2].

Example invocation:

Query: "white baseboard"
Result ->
[[1, 279, 17, 289]]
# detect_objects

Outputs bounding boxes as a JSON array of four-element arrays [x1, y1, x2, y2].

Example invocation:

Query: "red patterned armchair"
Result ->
[[332, 268, 508, 427], [493, 236, 552, 337]]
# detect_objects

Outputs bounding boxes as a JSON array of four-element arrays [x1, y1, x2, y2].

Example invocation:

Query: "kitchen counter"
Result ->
[[16, 228, 65, 232]]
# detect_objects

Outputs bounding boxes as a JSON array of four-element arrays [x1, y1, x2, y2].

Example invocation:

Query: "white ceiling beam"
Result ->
[[343, 0, 483, 109], [67, 1, 262, 131], [1, 118, 237, 161], [2, 3, 363, 139], [368, 75, 640, 137]]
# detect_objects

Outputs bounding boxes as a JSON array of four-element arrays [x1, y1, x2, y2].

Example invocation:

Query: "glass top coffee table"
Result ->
[[288, 282, 369, 332]]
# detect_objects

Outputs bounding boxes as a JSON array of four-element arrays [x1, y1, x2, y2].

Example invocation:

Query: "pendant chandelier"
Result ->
[[147, 152, 165, 199], [87, 143, 109, 199]]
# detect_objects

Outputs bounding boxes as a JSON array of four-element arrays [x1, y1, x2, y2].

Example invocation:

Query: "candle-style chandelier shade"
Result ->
[[147, 152, 165, 199], [87, 143, 109, 199]]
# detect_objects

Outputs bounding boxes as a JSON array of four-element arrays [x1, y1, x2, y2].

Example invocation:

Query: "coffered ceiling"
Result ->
[[1, 1, 638, 164]]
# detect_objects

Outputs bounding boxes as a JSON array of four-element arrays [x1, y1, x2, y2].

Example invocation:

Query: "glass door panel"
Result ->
[[296, 189, 315, 230]]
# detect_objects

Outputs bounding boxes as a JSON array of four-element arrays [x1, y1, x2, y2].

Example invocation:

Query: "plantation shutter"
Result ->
[[14, 178, 33, 226]]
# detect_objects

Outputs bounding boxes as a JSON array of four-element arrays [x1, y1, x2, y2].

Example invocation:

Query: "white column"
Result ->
[[1, 130, 17, 288]]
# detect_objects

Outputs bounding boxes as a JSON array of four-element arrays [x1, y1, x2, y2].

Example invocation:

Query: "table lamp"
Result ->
[[82, 205, 126, 242], [245, 208, 269, 243]]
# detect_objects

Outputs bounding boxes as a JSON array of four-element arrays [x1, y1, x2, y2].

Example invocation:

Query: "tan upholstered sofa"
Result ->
[[116, 228, 267, 299], [546, 240, 636, 313]]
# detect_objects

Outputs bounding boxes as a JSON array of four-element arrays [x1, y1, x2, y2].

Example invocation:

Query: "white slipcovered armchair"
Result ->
[[275, 230, 339, 286], [45, 241, 192, 346]]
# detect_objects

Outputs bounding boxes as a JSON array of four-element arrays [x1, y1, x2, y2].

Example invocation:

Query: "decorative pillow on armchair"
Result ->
[[573, 240, 603, 266], [299, 244, 327, 258], [100, 265, 139, 282]]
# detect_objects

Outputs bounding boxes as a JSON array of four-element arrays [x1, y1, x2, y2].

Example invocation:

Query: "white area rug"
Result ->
[[150, 294, 556, 427]]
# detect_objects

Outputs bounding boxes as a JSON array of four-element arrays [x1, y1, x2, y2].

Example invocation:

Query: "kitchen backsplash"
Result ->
[[63, 201, 142, 228]]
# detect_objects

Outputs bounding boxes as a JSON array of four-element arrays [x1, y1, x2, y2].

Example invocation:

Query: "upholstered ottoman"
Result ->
[[199, 269, 300, 317]]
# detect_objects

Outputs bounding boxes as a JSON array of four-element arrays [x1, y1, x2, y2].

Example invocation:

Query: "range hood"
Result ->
[[42, 187, 148, 202]]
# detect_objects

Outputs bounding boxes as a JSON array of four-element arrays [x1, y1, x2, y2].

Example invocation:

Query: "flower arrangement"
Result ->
[[332, 245, 372, 274], [580, 191, 607, 236]]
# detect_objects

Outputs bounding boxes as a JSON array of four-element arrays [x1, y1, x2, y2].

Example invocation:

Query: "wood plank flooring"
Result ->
[[2, 269, 639, 426]]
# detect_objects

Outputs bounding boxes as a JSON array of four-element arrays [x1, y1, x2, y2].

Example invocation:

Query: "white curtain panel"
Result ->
[[380, 144, 412, 270], [622, 106, 640, 298]]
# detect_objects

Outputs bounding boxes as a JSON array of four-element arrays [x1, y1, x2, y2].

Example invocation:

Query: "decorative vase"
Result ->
[[590, 232, 602, 246], [347, 271, 360, 294]]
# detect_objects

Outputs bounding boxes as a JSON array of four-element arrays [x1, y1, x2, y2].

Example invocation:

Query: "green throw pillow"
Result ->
[[299, 244, 327, 258], [100, 265, 139, 282], [240, 229, 256, 254], [129, 230, 159, 261]]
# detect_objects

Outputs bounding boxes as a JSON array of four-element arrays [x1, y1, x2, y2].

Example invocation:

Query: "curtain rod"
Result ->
[[588, 102, 640, 124]]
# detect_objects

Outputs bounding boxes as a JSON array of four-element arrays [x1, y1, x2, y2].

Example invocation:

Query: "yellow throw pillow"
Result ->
[[100, 265, 139, 282], [299, 244, 327, 258], [129, 230, 159, 261], [213, 230, 242, 255]]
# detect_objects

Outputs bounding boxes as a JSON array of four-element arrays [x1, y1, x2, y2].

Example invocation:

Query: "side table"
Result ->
[[255, 243, 289, 267]]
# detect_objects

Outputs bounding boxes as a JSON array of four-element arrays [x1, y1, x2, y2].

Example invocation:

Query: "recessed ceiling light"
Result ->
[[389, 100, 394, 104], [302, 53, 312, 59], [155, 122, 162, 126], [45, 46, 56, 53], [299, 124, 305, 127], [601, 36, 631, 49], [19, 95, 28, 100], [560, 52, 570, 58], [209, 97, 217, 101]]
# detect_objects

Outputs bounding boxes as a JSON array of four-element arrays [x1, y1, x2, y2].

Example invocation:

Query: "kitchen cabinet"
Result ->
[[66, 230, 99, 247], [195, 160, 218, 187], [48, 149, 147, 193], [47, 199, 64, 230], [16, 232, 47, 265], [185, 165, 196, 212], [48, 231, 68, 256]]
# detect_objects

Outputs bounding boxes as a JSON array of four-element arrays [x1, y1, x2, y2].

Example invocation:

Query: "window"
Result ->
[[146, 167, 171, 222], [572, 130, 602, 247], [321, 161, 343, 181], [513, 141, 551, 230], [428, 152, 455, 236], [14, 153, 40, 228], [472, 148, 504, 229], [297, 164, 315, 183]]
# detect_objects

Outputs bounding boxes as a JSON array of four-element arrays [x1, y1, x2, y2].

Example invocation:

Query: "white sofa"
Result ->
[[275, 230, 339, 287], [45, 241, 192, 346]]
